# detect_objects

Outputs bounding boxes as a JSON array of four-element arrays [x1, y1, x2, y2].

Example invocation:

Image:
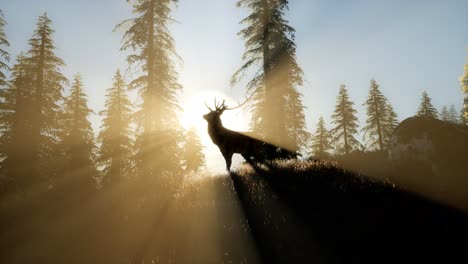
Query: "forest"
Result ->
[[0, 1, 467, 263]]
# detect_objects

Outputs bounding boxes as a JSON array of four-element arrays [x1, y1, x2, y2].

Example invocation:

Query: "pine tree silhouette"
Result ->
[[98, 69, 134, 186], [310, 116, 331, 158], [0, 9, 10, 87], [0, 53, 34, 190], [116, 0, 183, 182], [331, 84, 359, 155], [461, 107, 467, 125], [61, 74, 96, 191], [362, 79, 389, 151], [448, 105, 458, 123], [416, 91, 438, 118], [232, 0, 308, 153], [24, 13, 67, 187], [440, 105, 449, 121], [382, 102, 399, 146], [181, 127, 205, 172], [459, 50, 468, 123]]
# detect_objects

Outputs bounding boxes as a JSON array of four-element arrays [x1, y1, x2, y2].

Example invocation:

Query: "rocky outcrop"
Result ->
[[389, 116, 468, 169], [388, 116, 468, 210]]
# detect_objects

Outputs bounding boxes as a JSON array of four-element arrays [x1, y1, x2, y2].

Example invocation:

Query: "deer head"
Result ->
[[203, 97, 249, 123], [203, 98, 229, 124]]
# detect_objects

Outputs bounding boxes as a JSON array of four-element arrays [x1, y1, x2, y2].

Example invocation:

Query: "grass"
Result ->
[[229, 160, 468, 263], [1, 159, 467, 263]]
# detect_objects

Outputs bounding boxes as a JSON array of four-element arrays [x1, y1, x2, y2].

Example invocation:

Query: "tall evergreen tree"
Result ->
[[0, 9, 11, 181], [0, 53, 34, 189], [61, 74, 96, 190], [361, 79, 388, 151], [98, 69, 133, 186], [0, 9, 10, 87], [382, 102, 399, 146], [440, 105, 449, 121], [460, 51, 468, 123], [448, 104, 458, 123], [181, 127, 205, 172], [116, 0, 183, 182], [13, 13, 66, 188], [331, 84, 359, 155], [416, 91, 438, 118], [461, 107, 467, 125], [284, 87, 310, 153], [310, 116, 331, 158], [232, 0, 308, 153]]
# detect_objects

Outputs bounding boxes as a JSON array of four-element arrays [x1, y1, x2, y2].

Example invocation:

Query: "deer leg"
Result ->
[[222, 152, 233, 172]]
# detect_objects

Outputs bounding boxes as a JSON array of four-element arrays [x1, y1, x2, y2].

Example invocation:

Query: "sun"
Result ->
[[179, 90, 250, 147]]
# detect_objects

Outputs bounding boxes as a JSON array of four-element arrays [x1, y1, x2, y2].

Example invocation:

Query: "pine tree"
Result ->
[[0, 9, 11, 182], [16, 13, 66, 188], [284, 87, 311, 153], [464, 98, 468, 125], [440, 105, 449, 121], [232, 0, 308, 153], [382, 102, 399, 146], [331, 84, 359, 155], [0, 53, 34, 189], [459, 51, 468, 122], [98, 69, 133, 186], [0, 9, 10, 87], [416, 91, 438, 118], [181, 127, 205, 172], [461, 107, 467, 125], [310, 116, 331, 158], [116, 0, 183, 182], [448, 105, 458, 123], [61, 74, 96, 190], [361, 79, 388, 151]]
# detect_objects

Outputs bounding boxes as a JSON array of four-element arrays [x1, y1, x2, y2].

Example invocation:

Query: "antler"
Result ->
[[225, 96, 249, 110], [210, 98, 227, 112], [215, 98, 221, 110], [205, 102, 213, 111], [219, 99, 228, 111], [206, 96, 251, 112]]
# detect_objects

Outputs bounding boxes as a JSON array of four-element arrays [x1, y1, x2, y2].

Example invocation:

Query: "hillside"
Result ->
[[1, 160, 467, 263]]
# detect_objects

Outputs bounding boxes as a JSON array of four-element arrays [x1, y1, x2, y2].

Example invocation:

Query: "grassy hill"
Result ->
[[228, 160, 468, 263], [1, 160, 467, 263]]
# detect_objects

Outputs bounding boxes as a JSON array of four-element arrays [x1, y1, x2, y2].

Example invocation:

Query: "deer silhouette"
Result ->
[[203, 99, 293, 171]]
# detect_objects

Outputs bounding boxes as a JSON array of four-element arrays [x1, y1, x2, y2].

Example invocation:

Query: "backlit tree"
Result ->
[[232, 0, 308, 153], [461, 107, 467, 125], [382, 102, 399, 146], [440, 105, 449, 121], [0, 53, 34, 189], [24, 13, 67, 187], [181, 127, 205, 172], [448, 105, 458, 123], [0, 9, 10, 87], [362, 79, 388, 151], [459, 52, 468, 123], [416, 91, 438, 118], [116, 0, 184, 182], [61, 74, 96, 191], [310, 116, 331, 158], [331, 84, 359, 155], [98, 69, 134, 186]]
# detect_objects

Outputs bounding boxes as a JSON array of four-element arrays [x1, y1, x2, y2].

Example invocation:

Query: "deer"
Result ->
[[203, 98, 294, 172]]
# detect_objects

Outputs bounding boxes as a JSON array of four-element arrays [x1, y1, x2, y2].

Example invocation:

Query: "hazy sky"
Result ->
[[2, 0, 467, 172]]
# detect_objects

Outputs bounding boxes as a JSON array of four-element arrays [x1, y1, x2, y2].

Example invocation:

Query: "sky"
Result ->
[[1, 0, 467, 172]]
